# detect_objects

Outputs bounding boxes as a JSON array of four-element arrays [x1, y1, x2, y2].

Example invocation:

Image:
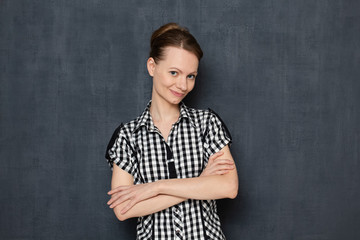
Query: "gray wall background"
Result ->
[[1, 0, 359, 239]]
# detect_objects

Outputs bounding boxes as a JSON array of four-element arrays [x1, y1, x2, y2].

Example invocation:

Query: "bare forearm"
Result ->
[[113, 194, 186, 221], [157, 173, 238, 200], [155, 146, 238, 200]]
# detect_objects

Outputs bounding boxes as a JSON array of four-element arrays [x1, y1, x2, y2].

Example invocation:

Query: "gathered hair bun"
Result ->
[[149, 23, 203, 62], [150, 23, 188, 46]]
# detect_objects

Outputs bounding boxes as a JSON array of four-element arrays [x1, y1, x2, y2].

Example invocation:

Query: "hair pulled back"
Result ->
[[150, 23, 203, 62]]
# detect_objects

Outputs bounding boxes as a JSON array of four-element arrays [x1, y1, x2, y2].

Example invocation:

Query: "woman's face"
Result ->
[[147, 46, 199, 106]]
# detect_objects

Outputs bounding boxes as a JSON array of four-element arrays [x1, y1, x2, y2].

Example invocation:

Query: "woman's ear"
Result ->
[[147, 57, 156, 77]]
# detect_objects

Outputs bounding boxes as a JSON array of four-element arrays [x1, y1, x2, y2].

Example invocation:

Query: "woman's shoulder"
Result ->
[[116, 117, 142, 137], [185, 104, 231, 137], [183, 105, 225, 134], [184, 105, 220, 123]]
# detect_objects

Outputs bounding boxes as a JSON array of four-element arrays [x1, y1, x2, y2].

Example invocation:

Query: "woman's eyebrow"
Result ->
[[169, 67, 183, 73], [169, 67, 198, 74]]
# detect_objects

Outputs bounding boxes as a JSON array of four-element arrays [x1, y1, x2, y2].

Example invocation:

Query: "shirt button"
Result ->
[[176, 228, 181, 234]]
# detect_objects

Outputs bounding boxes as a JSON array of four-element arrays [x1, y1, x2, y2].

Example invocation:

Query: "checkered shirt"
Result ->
[[106, 101, 232, 240]]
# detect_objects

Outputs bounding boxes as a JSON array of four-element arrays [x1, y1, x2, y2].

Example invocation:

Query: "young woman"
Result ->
[[105, 23, 238, 239]]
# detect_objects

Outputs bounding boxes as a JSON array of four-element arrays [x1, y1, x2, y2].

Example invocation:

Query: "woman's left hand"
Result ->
[[107, 182, 159, 214]]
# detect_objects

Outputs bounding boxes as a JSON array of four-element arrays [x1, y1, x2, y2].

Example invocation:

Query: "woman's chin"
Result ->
[[169, 97, 185, 105]]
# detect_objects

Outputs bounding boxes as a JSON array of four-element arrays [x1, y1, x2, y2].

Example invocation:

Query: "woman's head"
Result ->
[[149, 23, 203, 63], [147, 23, 202, 106]]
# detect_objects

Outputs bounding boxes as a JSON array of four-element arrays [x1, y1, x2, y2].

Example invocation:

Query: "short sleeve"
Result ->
[[105, 126, 136, 176], [203, 109, 232, 159]]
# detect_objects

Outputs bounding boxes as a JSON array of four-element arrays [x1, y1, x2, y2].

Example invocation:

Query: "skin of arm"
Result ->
[[108, 145, 238, 220], [110, 163, 186, 221], [155, 145, 238, 200]]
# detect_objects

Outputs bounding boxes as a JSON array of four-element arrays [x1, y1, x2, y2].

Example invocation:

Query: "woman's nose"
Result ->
[[176, 77, 187, 91]]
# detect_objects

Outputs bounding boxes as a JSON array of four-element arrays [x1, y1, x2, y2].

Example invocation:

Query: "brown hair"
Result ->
[[149, 23, 203, 62]]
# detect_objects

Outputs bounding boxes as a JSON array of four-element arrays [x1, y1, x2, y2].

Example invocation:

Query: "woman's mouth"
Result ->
[[170, 89, 185, 97]]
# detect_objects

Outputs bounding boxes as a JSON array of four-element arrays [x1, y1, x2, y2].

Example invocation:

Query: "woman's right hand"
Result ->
[[200, 151, 235, 177]]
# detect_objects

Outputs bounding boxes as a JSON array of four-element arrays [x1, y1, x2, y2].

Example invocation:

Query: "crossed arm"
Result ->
[[107, 145, 238, 221]]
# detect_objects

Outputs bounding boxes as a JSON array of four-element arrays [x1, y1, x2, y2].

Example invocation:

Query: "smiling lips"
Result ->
[[170, 89, 185, 98]]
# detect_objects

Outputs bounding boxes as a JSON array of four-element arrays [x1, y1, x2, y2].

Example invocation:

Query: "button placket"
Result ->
[[173, 205, 184, 239]]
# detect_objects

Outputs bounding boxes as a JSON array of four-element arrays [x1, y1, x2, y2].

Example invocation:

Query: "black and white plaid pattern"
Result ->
[[106, 101, 232, 240]]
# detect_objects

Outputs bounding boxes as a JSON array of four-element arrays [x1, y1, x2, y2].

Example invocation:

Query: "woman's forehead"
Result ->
[[160, 46, 199, 72]]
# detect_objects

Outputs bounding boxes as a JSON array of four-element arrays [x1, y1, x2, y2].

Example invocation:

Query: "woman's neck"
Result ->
[[150, 96, 180, 123]]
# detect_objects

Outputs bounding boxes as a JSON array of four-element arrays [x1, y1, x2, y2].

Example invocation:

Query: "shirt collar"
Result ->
[[178, 102, 197, 128], [133, 100, 197, 133]]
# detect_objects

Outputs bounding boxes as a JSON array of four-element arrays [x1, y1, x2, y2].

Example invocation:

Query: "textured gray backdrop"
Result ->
[[1, 0, 360, 239]]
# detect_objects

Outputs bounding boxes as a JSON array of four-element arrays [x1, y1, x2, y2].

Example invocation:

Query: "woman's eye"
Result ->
[[187, 74, 196, 79], [170, 71, 177, 76]]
